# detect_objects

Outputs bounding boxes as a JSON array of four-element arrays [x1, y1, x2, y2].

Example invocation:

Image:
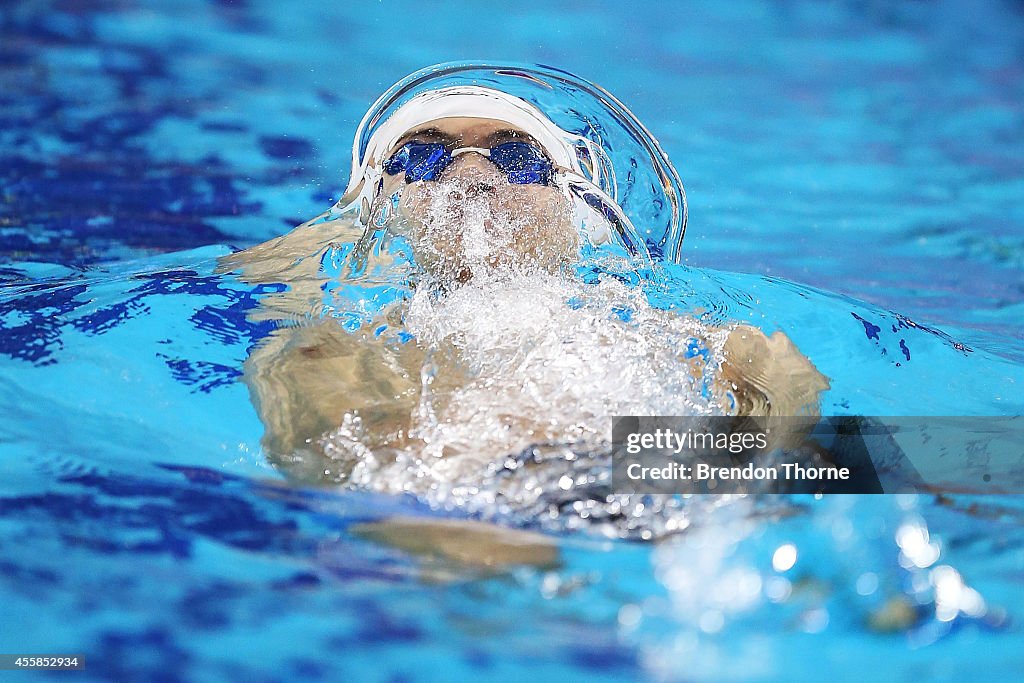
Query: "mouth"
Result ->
[[467, 182, 496, 197], [447, 181, 498, 202]]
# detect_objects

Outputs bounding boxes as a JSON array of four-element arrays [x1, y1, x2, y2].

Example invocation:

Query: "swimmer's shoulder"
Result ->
[[721, 324, 830, 417], [218, 216, 363, 283]]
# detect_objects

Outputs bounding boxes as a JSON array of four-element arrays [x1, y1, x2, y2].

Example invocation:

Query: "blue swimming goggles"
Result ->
[[383, 140, 554, 185]]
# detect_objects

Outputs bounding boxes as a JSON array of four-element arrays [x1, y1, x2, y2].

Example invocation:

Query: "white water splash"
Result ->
[[322, 266, 732, 509]]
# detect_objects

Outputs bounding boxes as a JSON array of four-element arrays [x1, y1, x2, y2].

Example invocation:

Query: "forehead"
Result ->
[[394, 117, 533, 148]]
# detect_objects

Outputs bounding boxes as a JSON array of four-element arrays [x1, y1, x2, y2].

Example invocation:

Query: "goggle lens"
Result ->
[[383, 141, 553, 186]]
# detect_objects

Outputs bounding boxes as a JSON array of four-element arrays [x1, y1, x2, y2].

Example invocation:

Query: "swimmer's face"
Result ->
[[379, 118, 578, 282]]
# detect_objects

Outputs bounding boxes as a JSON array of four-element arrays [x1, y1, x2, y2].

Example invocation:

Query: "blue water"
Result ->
[[2, 1, 1024, 680]]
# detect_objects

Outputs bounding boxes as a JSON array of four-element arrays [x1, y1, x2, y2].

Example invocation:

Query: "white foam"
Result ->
[[322, 263, 731, 499]]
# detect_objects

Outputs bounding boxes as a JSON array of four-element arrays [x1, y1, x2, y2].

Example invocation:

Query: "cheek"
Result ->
[[396, 185, 429, 221], [507, 189, 575, 236], [394, 187, 465, 261], [395, 186, 441, 237], [396, 184, 460, 224]]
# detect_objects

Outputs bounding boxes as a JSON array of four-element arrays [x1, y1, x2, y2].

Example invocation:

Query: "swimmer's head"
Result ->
[[351, 86, 595, 282], [344, 84, 661, 284], [336, 66, 689, 283]]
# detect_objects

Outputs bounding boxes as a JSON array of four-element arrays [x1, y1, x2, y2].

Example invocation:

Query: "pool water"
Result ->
[[2, 1, 1023, 681]]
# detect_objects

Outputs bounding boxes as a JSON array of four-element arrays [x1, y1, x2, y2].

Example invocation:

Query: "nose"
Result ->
[[439, 152, 505, 197]]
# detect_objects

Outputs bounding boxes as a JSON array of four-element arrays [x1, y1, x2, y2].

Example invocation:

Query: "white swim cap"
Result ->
[[355, 85, 585, 182]]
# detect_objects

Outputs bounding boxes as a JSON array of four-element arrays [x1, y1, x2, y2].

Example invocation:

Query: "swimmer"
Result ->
[[223, 66, 829, 558]]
